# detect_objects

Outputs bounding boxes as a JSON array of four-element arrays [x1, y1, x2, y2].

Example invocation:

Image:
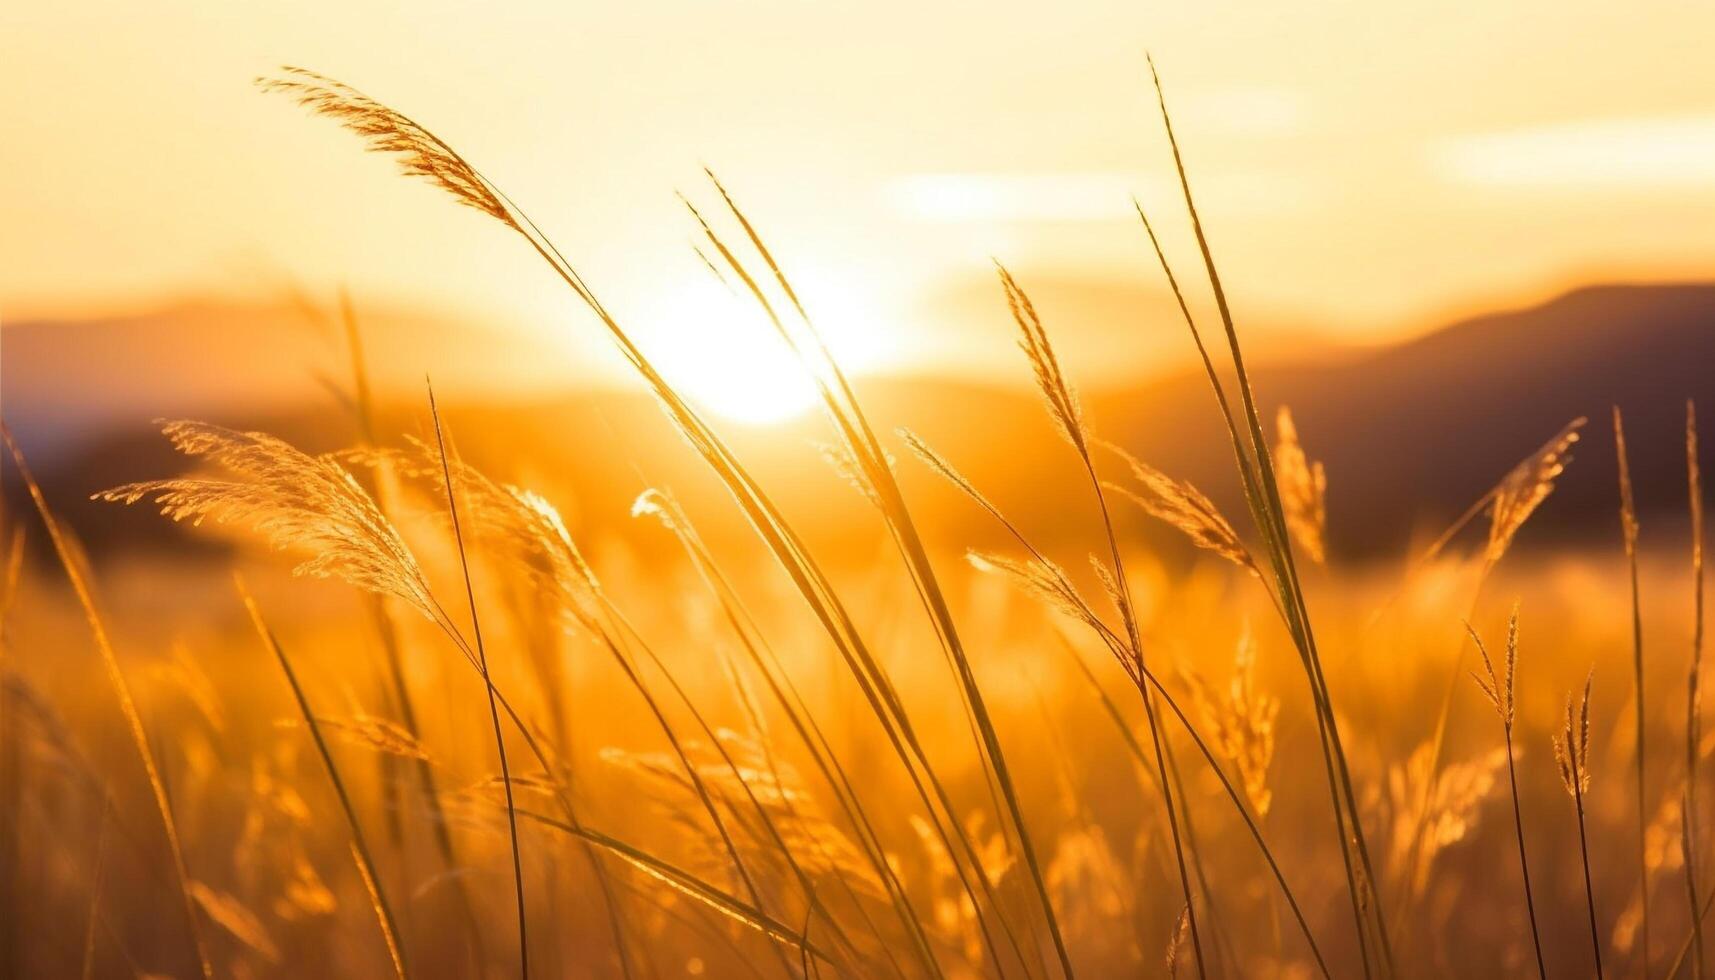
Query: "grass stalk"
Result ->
[[586, 604, 829, 977], [694, 186, 1070, 976], [519, 810, 835, 966], [486, 141, 1020, 977], [1674, 810, 1715, 978], [339, 291, 492, 965], [1140, 62, 1395, 975], [909, 430, 1329, 976], [609, 607, 874, 971], [426, 388, 530, 979], [1688, 400, 1706, 980], [639, 491, 942, 977], [1467, 615, 1546, 979], [1134, 185, 1374, 978], [983, 260, 1207, 977], [1062, 638, 1331, 978], [80, 801, 111, 980], [1557, 669, 1604, 979], [0, 422, 215, 980], [1504, 726, 1547, 980], [1386, 419, 1581, 942], [238, 580, 408, 980], [1577, 773, 1606, 980], [1616, 406, 1653, 969]]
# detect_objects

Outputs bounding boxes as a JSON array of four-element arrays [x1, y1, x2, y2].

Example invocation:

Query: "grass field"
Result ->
[[1, 64, 1709, 980]]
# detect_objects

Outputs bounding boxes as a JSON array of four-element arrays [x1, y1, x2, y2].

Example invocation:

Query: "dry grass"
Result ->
[[1, 61, 1712, 980]]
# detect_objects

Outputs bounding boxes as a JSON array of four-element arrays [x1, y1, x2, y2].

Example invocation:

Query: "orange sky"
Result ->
[[3, 1, 1713, 398]]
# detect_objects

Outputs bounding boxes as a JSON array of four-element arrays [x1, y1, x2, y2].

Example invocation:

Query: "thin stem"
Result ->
[[1574, 776, 1607, 980], [1502, 726, 1548, 980], [1672, 825, 1715, 978], [80, 801, 111, 980], [1081, 457, 1207, 979], [1062, 641, 1331, 978], [1135, 123, 1374, 980], [699, 192, 1062, 976], [428, 387, 529, 980], [1616, 406, 1653, 971], [341, 293, 491, 967], [239, 582, 407, 980], [1688, 399, 1706, 980]]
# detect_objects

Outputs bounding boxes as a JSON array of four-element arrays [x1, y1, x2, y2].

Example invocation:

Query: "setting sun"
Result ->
[[641, 279, 820, 426]]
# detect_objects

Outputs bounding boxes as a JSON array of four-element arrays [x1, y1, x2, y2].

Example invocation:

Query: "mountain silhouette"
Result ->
[[4, 283, 1711, 563]]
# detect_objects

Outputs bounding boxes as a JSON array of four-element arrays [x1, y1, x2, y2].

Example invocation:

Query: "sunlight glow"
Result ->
[[642, 280, 820, 426], [1438, 115, 1715, 191]]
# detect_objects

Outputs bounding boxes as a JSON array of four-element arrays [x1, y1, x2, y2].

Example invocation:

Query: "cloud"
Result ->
[[884, 172, 1310, 223], [1437, 115, 1715, 191]]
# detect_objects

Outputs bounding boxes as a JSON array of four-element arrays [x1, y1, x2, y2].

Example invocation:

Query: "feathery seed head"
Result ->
[[1554, 668, 1595, 797], [1486, 418, 1584, 565], [996, 263, 1084, 449], [97, 421, 436, 619], [258, 67, 513, 228], [1104, 442, 1259, 576], [1274, 405, 1328, 564], [1466, 607, 1519, 727]]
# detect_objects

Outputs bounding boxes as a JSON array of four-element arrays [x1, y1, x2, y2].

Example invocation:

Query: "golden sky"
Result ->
[[4, 1, 1713, 397]]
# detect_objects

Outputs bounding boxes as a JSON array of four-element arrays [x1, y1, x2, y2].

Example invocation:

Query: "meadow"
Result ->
[[1, 65, 1709, 980]]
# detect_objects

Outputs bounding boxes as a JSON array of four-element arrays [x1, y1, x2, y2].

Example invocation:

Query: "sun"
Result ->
[[643, 281, 821, 426]]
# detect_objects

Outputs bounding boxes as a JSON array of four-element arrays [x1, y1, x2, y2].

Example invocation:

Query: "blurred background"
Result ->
[[4, 0, 1714, 557]]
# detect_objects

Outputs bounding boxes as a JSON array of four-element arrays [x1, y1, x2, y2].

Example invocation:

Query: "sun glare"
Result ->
[[643, 281, 821, 426]]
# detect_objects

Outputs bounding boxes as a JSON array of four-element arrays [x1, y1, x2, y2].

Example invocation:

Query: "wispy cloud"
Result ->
[[884, 171, 1310, 223], [1437, 115, 1715, 191]]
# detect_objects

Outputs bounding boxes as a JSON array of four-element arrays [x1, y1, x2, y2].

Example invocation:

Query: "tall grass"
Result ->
[[4, 55, 1713, 980], [1467, 611, 1546, 979], [237, 579, 407, 980], [1687, 400, 1706, 980], [1, 423, 216, 980], [1615, 406, 1651, 969], [425, 387, 530, 979], [1136, 56, 1393, 976], [1557, 668, 1603, 979], [258, 65, 1076, 977]]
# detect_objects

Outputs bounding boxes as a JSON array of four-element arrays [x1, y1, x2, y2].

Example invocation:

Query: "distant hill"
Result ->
[[5, 283, 1712, 563], [0, 298, 569, 464], [1098, 282, 1715, 555]]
